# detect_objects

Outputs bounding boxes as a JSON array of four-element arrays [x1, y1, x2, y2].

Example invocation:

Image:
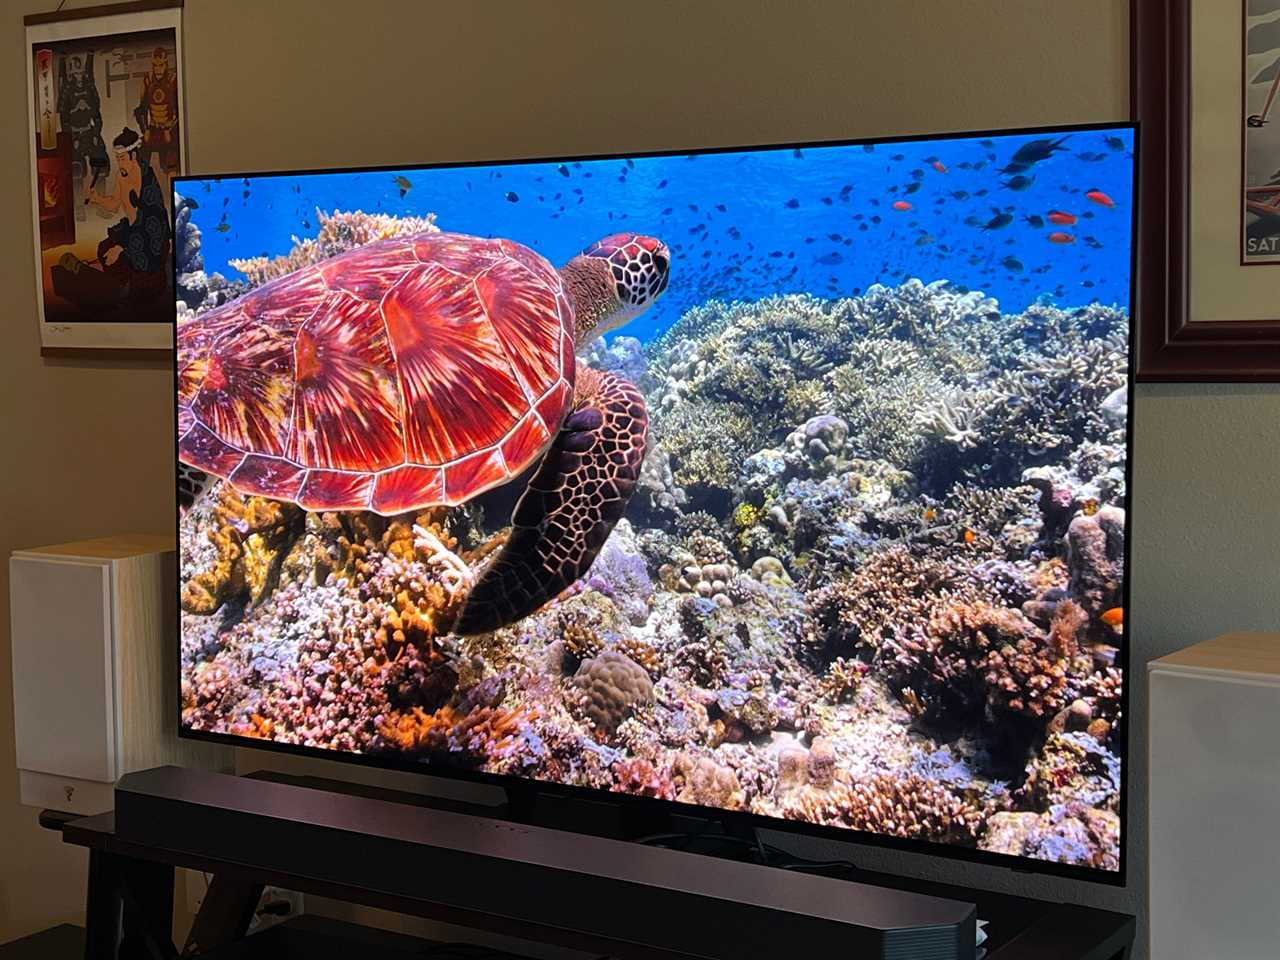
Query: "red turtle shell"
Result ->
[[177, 232, 576, 515]]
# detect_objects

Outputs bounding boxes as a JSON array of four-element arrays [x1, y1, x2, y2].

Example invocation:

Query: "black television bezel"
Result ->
[[172, 119, 1137, 888]]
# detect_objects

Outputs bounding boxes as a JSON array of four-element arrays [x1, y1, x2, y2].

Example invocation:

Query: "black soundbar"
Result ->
[[114, 766, 976, 960]]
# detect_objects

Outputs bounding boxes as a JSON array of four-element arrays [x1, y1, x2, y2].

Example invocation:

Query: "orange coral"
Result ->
[[611, 757, 676, 799], [379, 703, 534, 761], [229, 713, 276, 739], [182, 488, 302, 612], [614, 636, 663, 679]]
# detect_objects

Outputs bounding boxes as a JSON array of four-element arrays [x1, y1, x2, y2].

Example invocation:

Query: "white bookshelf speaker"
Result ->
[[9, 534, 231, 814]]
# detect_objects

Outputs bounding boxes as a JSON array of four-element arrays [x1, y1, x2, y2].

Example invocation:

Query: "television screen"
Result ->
[[176, 123, 1133, 879]]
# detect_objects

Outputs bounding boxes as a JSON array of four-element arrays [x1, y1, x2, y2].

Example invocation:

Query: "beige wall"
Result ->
[[2, 1, 1277, 956]]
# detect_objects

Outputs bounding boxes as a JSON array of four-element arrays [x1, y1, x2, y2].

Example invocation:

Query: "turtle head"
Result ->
[[560, 233, 669, 346]]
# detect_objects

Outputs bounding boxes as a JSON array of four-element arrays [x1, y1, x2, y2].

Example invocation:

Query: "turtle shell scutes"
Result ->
[[177, 231, 575, 515]]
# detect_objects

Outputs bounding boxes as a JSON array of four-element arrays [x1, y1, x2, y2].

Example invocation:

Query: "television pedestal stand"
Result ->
[[48, 766, 1134, 960]]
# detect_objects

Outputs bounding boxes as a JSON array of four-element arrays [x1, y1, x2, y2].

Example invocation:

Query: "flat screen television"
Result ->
[[175, 122, 1135, 882]]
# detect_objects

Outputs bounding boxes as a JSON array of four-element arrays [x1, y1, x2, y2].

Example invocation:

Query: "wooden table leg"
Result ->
[[181, 873, 263, 957], [84, 850, 123, 960], [119, 858, 176, 959]]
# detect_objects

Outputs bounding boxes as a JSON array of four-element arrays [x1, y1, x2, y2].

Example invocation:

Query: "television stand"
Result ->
[[49, 766, 1133, 959]]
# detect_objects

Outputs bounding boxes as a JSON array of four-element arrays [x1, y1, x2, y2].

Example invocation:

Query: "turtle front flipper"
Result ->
[[454, 367, 648, 635]]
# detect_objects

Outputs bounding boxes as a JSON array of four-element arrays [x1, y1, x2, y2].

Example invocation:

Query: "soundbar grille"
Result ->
[[885, 925, 962, 960]]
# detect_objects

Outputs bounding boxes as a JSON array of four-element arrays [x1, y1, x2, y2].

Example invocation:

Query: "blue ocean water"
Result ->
[[183, 127, 1135, 343]]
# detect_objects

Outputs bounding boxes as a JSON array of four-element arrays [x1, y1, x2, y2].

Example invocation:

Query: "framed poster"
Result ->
[[25, 0, 185, 354], [1245, 2, 1280, 263], [1133, 0, 1280, 380]]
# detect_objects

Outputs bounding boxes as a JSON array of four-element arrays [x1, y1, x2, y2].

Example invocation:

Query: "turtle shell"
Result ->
[[177, 232, 576, 515]]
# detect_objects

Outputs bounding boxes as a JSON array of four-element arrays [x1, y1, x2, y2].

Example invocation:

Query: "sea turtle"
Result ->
[[177, 230, 669, 634]]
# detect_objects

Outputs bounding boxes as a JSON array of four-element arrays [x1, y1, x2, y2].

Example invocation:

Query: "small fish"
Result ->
[[951, 190, 970, 200], [625, 158, 635, 169], [963, 529, 976, 545], [904, 181, 922, 195], [186, 197, 200, 209], [657, 179, 668, 188], [716, 203, 727, 212], [1100, 607, 1124, 627], [892, 200, 913, 211], [393, 175, 412, 198], [1010, 134, 1070, 166], [1082, 498, 1100, 516], [1023, 214, 1044, 228], [922, 507, 937, 522], [1086, 189, 1115, 208], [862, 144, 874, 153], [1001, 255, 1025, 272], [981, 209, 1013, 230], [1047, 210, 1078, 225], [979, 139, 995, 148], [1047, 231, 1075, 244], [1001, 175, 1035, 192], [505, 191, 520, 202], [915, 233, 934, 246], [793, 148, 804, 159], [815, 251, 844, 266], [215, 222, 231, 233], [1104, 135, 1126, 151], [557, 163, 570, 177], [784, 198, 800, 209], [932, 160, 948, 174]]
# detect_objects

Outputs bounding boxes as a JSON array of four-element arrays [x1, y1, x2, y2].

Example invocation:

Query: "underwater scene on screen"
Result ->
[[177, 127, 1131, 871]]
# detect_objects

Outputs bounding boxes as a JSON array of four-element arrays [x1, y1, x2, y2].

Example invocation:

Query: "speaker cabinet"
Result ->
[[9, 534, 231, 814]]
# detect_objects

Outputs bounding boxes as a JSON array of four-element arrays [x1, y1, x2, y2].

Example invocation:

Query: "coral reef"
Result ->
[[179, 251, 1128, 874], [228, 208, 439, 286]]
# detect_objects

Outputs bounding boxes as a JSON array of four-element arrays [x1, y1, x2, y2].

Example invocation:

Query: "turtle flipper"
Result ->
[[454, 368, 648, 635], [179, 463, 214, 514]]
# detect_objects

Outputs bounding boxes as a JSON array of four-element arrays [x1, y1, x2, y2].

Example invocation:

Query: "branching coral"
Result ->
[[777, 773, 982, 845], [802, 545, 967, 665], [182, 487, 303, 613], [230, 208, 439, 286], [379, 702, 534, 764], [819, 657, 868, 703], [882, 599, 1033, 724], [611, 757, 676, 799], [982, 598, 1090, 721]]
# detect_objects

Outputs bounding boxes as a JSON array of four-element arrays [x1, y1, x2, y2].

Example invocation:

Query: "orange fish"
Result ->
[[963, 528, 976, 544], [1082, 498, 1100, 516], [1047, 210, 1077, 226], [1047, 231, 1075, 244], [1086, 189, 1115, 208], [892, 200, 913, 211], [923, 507, 937, 522], [1100, 607, 1124, 627], [932, 160, 948, 174]]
